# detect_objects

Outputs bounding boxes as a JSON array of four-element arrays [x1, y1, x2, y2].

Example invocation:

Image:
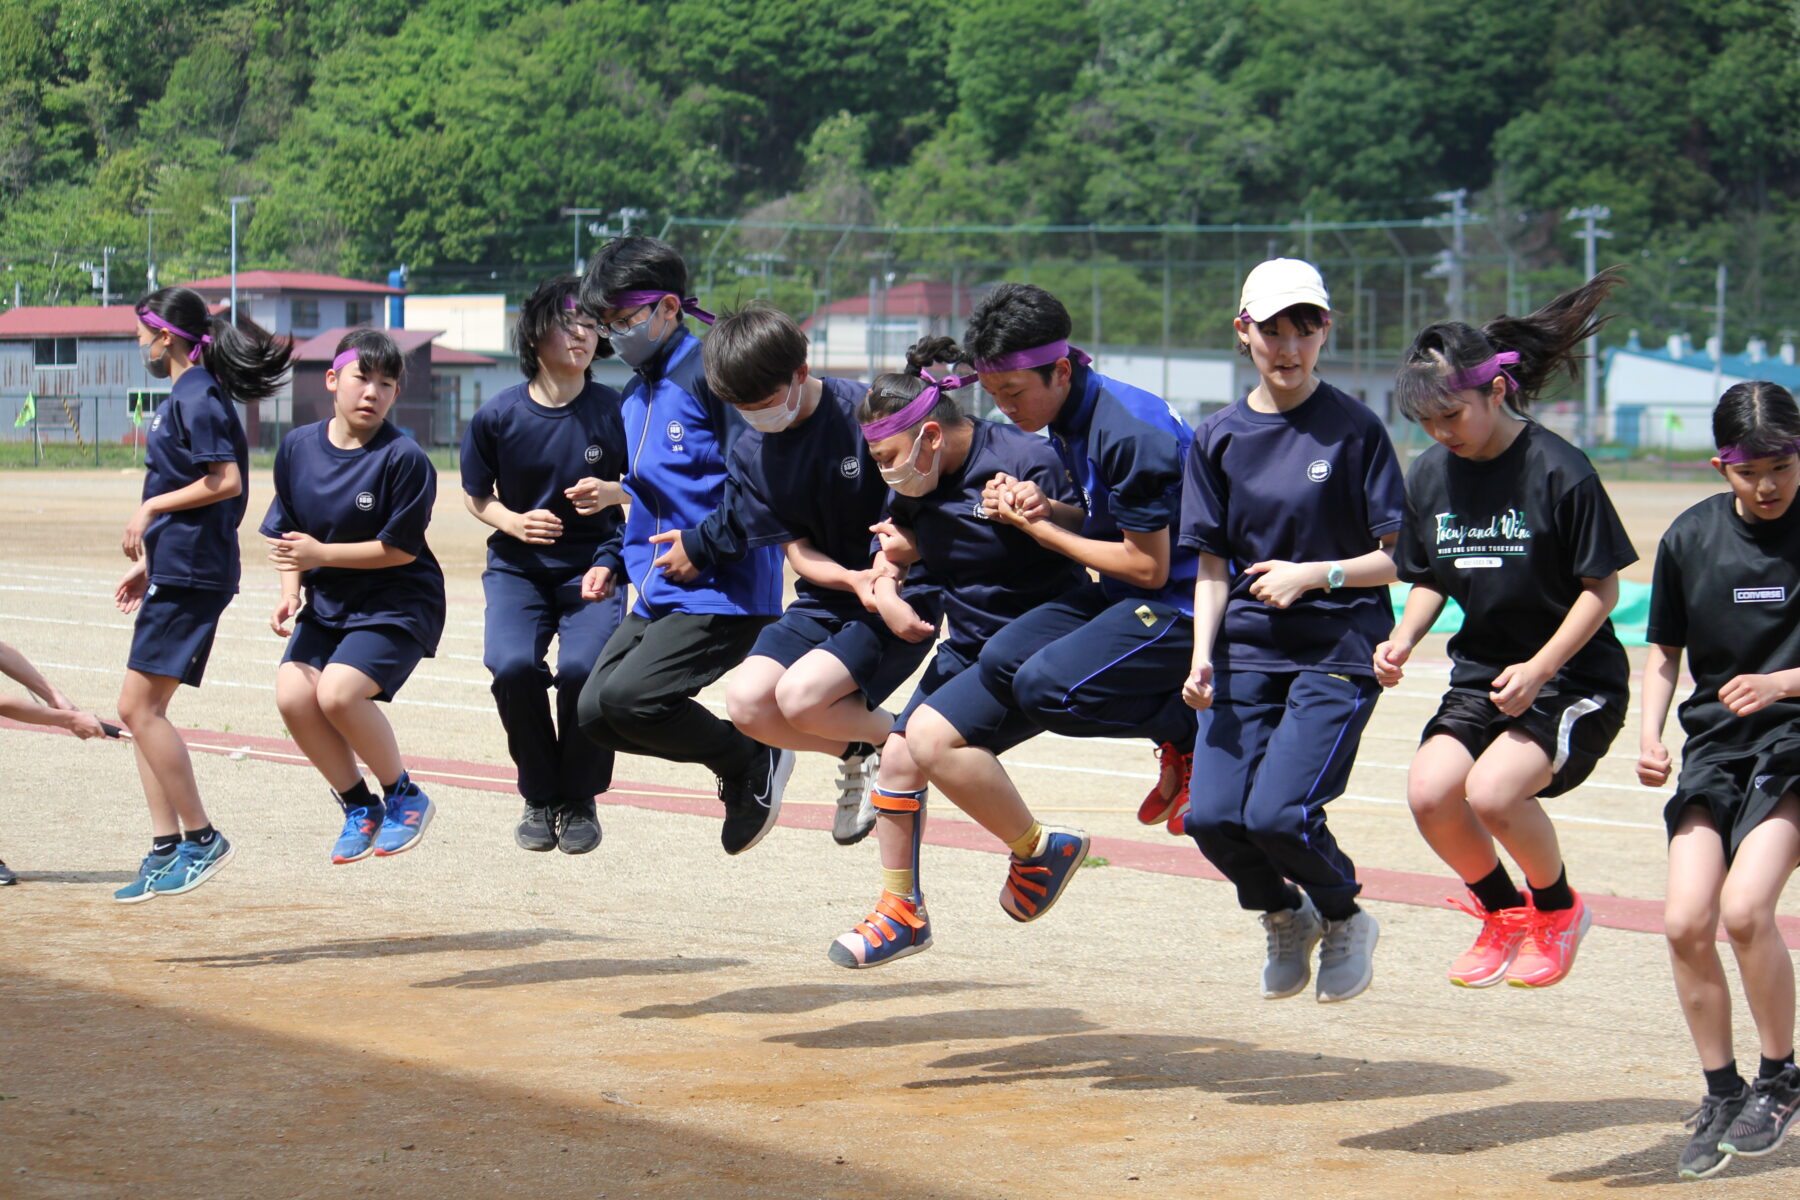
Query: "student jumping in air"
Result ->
[[962, 283, 1200, 836], [462, 276, 628, 855], [576, 237, 791, 855], [1640, 382, 1800, 1179], [263, 329, 446, 864], [1181, 259, 1405, 1003], [707, 305, 939, 846], [1377, 270, 1634, 991], [832, 337, 1092, 966], [1, 639, 115, 885], [113, 286, 292, 902]]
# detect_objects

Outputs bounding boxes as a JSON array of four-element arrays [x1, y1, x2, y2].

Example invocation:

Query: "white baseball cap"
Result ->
[[1238, 258, 1331, 322]]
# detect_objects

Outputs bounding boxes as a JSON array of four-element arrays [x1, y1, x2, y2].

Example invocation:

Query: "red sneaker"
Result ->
[[1506, 892, 1593, 988], [1137, 742, 1192, 825], [1446, 892, 1530, 988]]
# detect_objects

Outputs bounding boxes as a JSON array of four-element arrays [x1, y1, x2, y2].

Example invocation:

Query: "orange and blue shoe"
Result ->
[[828, 892, 932, 968], [1446, 892, 1531, 988], [373, 774, 434, 857], [1506, 891, 1592, 988], [999, 826, 1091, 923], [1136, 742, 1192, 826], [331, 796, 385, 864]]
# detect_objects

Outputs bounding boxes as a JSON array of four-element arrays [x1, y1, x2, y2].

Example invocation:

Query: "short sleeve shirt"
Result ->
[[141, 367, 250, 591]]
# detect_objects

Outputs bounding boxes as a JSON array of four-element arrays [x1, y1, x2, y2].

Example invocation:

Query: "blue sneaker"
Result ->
[[114, 848, 181, 903], [999, 826, 1090, 923], [331, 797, 385, 864], [828, 892, 932, 968], [373, 775, 434, 856], [150, 835, 235, 896]]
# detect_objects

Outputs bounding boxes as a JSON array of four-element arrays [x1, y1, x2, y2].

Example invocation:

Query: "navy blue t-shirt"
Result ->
[[141, 366, 250, 592], [887, 420, 1089, 656], [260, 420, 447, 655], [1180, 380, 1406, 676], [730, 376, 897, 618], [460, 380, 626, 575], [1048, 364, 1197, 615]]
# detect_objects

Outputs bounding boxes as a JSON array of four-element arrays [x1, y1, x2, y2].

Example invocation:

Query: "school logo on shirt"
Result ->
[[1306, 459, 1332, 482], [840, 456, 860, 480], [150, 413, 164, 433], [1735, 586, 1787, 603], [585, 444, 602, 464], [355, 491, 375, 512], [665, 420, 684, 443], [971, 500, 989, 520]]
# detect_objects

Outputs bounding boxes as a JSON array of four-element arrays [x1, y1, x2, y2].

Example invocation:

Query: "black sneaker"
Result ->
[[0, 859, 14, 885], [1720, 1065, 1800, 1157], [515, 804, 557, 852], [555, 801, 602, 855], [1680, 1088, 1748, 1179], [719, 746, 794, 855]]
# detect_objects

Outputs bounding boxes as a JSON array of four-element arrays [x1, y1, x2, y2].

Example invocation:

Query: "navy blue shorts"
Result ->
[[282, 620, 426, 703], [896, 641, 1040, 754], [749, 606, 935, 708], [127, 584, 232, 687]]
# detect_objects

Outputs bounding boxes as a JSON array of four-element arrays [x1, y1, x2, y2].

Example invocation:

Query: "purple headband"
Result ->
[[138, 310, 212, 364], [331, 348, 362, 372], [1444, 351, 1521, 394], [971, 339, 1093, 374], [859, 370, 976, 443], [562, 296, 579, 311], [607, 290, 716, 326], [1718, 440, 1800, 464]]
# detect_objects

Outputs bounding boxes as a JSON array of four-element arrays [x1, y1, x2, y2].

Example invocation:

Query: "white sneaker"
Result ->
[[831, 748, 879, 846], [1317, 908, 1379, 1003], [1259, 893, 1323, 999]]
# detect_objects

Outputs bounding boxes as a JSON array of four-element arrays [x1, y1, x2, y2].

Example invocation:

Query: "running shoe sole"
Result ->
[[373, 804, 435, 857], [1507, 904, 1592, 988], [828, 935, 933, 970], [727, 750, 793, 856]]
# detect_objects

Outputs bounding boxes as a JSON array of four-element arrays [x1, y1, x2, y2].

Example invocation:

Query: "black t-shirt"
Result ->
[[1647, 493, 1800, 751], [1396, 422, 1636, 694]]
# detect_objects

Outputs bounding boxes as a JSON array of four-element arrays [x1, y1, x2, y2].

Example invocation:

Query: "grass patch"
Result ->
[[1081, 855, 1109, 869]]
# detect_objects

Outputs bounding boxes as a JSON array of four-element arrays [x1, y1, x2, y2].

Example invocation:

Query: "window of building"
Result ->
[[33, 337, 77, 368], [345, 300, 375, 328], [291, 299, 320, 330]]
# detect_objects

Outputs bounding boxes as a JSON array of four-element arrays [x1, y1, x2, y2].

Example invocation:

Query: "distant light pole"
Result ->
[[562, 207, 603, 273], [1433, 189, 1469, 322], [1568, 205, 1613, 446], [140, 208, 171, 292], [227, 196, 252, 320]]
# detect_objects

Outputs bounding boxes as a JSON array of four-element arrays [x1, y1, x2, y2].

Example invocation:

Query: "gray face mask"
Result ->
[[610, 306, 672, 370], [140, 342, 171, 380]]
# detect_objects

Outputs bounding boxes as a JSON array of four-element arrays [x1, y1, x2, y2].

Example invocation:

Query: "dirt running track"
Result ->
[[2, 468, 1796, 1198]]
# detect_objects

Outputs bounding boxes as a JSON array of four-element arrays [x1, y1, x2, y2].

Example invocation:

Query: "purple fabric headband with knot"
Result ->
[[1718, 440, 1800, 464], [138, 310, 212, 364], [1445, 351, 1520, 394], [562, 296, 579, 311], [860, 370, 976, 443], [331, 348, 363, 372], [607, 290, 717, 326], [971, 339, 1092, 374]]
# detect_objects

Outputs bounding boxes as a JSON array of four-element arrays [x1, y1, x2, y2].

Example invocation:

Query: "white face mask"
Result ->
[[739, 378, 801, 433], [879, 426, 942, 497]]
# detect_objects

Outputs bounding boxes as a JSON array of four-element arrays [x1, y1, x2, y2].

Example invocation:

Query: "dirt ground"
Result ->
[[2, 468, 1796, 1198]]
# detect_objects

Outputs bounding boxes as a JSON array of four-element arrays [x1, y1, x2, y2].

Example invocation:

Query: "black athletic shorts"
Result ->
[[1423, 685, 1625, 798]]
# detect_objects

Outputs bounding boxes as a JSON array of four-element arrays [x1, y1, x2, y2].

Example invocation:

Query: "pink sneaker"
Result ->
[[1506, 892, 1593, 988], [1445, 892, 1530, 988], [1137, 743, 1192, 825]]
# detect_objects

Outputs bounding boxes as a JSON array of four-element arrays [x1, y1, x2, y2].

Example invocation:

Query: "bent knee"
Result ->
[[902, 707, 960, 769], [1721, 899, 1778, 946], [486, 654, 544, 691], [725, 677, 780, 733], [1665, 903, 1721, 952]]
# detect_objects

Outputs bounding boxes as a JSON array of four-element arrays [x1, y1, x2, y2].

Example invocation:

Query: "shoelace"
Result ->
[[1685, 1093, 1733, 1132], [852, 893, 925, 948], [1318, 917, 1359, 966], [1263, 908, 1305, 958]]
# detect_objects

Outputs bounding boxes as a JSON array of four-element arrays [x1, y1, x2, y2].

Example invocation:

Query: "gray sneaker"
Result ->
[[831, 749, 879, 846], [1317, 908, 1379, 1002], [1259, 893, 1322, 999]]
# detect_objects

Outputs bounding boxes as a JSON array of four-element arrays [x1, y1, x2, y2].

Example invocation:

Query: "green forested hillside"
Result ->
[[4, 0, 1799, 343]]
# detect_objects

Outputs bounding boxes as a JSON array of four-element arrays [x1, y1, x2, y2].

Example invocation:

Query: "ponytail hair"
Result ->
[[332, 327, 406, 386], [856, 335, 973, 429], [1393, 267, 1623, 420], [135, 286, 294, 404], [1713, 381, 1800, 458]]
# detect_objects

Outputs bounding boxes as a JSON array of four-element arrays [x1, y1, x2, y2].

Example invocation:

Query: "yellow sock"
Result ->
[[881, 867, 916, 898], [1005, 821, 1045, 859]]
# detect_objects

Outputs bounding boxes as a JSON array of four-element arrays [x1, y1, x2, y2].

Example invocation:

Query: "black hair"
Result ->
[[1713, 381, 1800, 458], [135, 285, 293, 404], [703, 303, 808, 406], [856, 335, 972, 429], [1393, 268, 1623, 420], [578, 235, 689, 317], [963, 283, 1072, 383], [516, 274, 610, 382], [1235, 304, 1328, 359], [332, 327, 405, 386]]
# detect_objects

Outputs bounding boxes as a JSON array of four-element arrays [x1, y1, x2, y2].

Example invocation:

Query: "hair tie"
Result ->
[[859, 370, 974, 443], [971, 339, 1092, 374]]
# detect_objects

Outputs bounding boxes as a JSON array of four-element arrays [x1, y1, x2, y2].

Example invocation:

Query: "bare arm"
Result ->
[[1637, 642, 1682, 787], [123, 460, 242, 560], [463, 491, 562, 545], [1489, 573, 1620, 717]]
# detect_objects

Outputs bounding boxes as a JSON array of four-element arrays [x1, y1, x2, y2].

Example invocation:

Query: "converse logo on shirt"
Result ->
[[1734, 586, 1786, 603]]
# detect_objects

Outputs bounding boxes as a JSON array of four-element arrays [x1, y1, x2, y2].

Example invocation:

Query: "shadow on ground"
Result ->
[[620, 978, 1018, 1020], [13, 869, 136, 884], [765, 1006, 1100, 1049], [159, 927, 603, 967], [414, 956, 746, 990]]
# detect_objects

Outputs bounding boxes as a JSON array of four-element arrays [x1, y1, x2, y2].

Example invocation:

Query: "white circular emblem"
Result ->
[[584, 444, 602, 464], [355, 491, 375, 511], [1306, 459, 1331, 483], [839, 456, 860, 479], [665, 420, 684, 442], [150, 413, 164, 432]]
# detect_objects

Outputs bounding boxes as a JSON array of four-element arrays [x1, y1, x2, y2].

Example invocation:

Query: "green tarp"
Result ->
[[1394, 581, 1652, 647]]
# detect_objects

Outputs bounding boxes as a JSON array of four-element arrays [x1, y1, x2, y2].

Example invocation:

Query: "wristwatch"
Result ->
[[1324, 562, 1346, 592]]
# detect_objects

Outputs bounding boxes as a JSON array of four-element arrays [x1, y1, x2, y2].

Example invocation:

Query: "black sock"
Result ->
[[1529, 867, 1575, 912], [182, 824, 216, 846], [1468, 862, 1526, 913], [1759, 1053, 1795, 1080], [152, 833, 180, 856], [337, 779, 377, 810], [379, 771, 408, 795], [1316, 897, 1361, 922], [1705, 1062, 1747, 1097], [841, 741, 876, 761]]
